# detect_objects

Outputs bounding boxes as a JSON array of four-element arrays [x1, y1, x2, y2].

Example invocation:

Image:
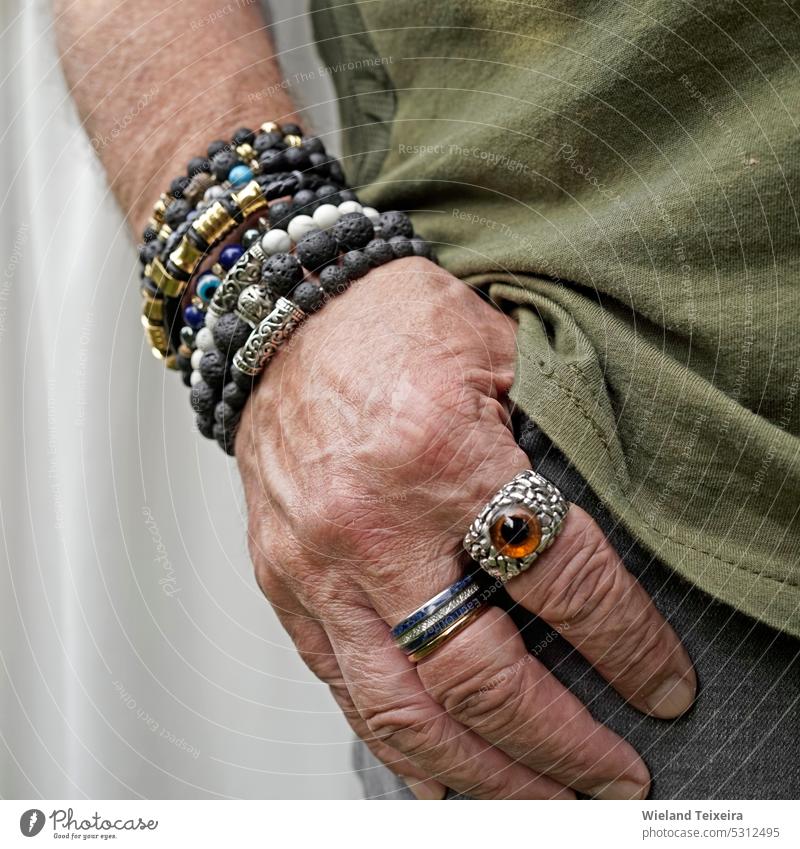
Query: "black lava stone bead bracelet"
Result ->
[[188, 208, 435, 455]]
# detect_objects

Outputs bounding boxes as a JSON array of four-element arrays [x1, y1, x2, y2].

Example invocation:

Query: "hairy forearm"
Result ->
[[53, 0, 298, 234]]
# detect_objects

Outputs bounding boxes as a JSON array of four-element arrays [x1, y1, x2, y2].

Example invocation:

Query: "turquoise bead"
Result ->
[[197, 272, 221, 302], [228, 164, 253, 187]]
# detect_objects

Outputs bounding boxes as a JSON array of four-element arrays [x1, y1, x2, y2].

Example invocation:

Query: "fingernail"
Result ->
[[644, 673, 696, 718], [592, 779, 650, 800], [403, 778, 447, 800]]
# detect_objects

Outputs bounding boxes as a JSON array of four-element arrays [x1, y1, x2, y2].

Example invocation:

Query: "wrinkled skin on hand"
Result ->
[[237, 257, 696, 800]]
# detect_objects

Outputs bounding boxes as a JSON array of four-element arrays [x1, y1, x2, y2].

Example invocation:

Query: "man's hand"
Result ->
[[238, 256, 697, 799]]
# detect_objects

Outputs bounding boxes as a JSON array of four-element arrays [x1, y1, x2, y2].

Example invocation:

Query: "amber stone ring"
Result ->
[[463, 469, 568, 582]]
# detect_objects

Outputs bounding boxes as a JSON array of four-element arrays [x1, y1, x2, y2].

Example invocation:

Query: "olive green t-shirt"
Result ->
[[310, 0, 800, 636]]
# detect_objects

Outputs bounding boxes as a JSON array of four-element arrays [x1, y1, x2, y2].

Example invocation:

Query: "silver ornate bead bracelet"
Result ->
[[189, 197, 436, 455]]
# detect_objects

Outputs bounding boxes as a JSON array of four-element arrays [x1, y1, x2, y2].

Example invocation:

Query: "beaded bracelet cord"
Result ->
[[138, 122, 349, 366], [189, 202, 434, 455], [138, 122, 435, 456]]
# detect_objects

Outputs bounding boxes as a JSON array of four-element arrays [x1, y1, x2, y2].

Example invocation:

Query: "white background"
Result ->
[[0, 0, 361, 799]]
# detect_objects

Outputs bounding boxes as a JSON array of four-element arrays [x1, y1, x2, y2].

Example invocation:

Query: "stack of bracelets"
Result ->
[[137, 121, 435, 455], [138, 124, 569, 666]]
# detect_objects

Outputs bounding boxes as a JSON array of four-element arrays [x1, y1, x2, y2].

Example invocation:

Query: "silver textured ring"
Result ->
[[463, 469, 568, 582]]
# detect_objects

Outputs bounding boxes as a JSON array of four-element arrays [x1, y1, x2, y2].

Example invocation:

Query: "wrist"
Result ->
[[126, 108, 302, 236], [136, 133, 433, 453], [54, 0, 300, 236]]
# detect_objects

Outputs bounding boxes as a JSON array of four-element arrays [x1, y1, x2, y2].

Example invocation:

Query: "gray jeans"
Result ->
[[356, 417, 800, 800]]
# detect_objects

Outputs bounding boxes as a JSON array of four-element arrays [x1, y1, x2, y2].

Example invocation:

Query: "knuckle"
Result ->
[[306, 490, 359, 543], [537, 525, 621, 625], [363, 700, 446, 756], [253, 562, 278, 599], [306, 490, 388, 565], [294, 479, 440, 578], [276, 481, 380, 568], [376, 383, 468, 474], [429, 657, 527, 734], [458, 672, 527, 733], [468, 769, 516, 800], [247, 518, 302, 596], [293, 630, 341, 683], [328, 681, 361, 722]]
